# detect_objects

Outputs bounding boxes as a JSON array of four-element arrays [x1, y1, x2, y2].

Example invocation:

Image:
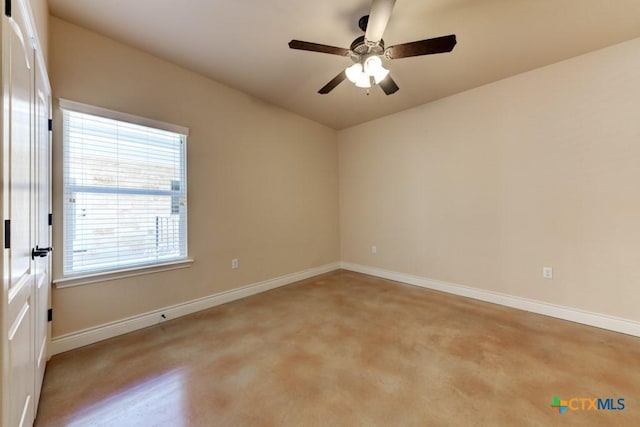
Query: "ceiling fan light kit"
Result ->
[[345, 56, 389, 88], [288, 0, 457, 96]]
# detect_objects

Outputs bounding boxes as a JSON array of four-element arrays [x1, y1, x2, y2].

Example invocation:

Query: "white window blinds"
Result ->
[[61, 101, 188, 276]]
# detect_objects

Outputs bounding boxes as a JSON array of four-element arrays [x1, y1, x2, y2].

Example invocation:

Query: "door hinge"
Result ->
[[48, 213, 53, 226], [4, 219, 10, 249], [5, 0, 11, 17], [47, 308, 53, 322], [48, 118, 53, 132]]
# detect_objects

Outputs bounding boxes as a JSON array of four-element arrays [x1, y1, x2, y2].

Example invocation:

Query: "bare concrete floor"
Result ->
[[36, 270, 640, 426]]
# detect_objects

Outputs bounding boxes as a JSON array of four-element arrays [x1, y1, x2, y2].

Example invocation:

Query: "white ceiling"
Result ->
[[48, 0, 640, 130]]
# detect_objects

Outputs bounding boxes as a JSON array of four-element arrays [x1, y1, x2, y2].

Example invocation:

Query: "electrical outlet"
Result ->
[[371, 245, 377, 254], [543, 267, 553, 279], [232, 258, 239, 269]]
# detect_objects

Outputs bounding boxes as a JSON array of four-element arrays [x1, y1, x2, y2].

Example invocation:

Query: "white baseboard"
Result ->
[[51, 260, 639, 355], [341, 262, 640, 338], [50, 262, 340, 355]]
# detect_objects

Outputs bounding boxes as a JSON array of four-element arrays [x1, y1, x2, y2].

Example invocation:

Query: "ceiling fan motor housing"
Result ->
[[349, 35, 385, 62]]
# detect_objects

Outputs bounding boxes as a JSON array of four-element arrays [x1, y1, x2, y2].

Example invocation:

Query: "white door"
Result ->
[[3, 1, 36, 426], [33, 55, 52, 413]]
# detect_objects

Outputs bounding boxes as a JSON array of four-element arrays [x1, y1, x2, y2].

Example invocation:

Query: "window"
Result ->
[[60, 99, 189, 277]]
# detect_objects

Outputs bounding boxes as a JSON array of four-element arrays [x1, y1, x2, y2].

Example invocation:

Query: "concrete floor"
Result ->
[[36, 270, 640, 426]]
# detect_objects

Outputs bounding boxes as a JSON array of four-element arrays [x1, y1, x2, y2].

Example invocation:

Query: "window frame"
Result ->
[[55, 99, 193, 287]]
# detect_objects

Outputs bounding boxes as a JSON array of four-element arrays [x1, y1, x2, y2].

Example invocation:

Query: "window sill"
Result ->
[[53, 259, 195, 289]]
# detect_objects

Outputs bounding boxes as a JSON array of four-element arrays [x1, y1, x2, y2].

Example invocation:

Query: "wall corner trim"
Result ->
[[340, 262, 640, 338], [50, 262, 340, 355]]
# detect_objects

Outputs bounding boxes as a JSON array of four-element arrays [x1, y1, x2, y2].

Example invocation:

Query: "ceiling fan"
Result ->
[[288, 0, 457, 95]]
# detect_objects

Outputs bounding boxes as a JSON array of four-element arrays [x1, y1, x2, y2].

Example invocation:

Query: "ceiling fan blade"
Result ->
[[378, 75, 399, 95], [386, 34, 457, 59], [288, 40, 350, 56], [365, 0, 396, 44], [318, 70, 347, 94]]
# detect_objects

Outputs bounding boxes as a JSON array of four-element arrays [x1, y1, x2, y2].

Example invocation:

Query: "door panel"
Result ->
[[8, 12, 32, 292], [4, 1, 36, 426], [33, 61, 52, 411], [7, 283, 33, 427]]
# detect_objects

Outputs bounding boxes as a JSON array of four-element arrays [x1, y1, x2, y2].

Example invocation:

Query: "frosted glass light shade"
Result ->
[[346, 63, 371, 88], [364, 55, 389, 84], [355, 74, 371, 88], [364, 56, 382, 75], [373, 68, 389, 84], [346, 63, 363, 83]]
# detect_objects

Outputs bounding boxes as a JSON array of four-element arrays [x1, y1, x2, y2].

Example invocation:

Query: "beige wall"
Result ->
[[339, 37, 640, 322], [49, 17, 339, 337], [49, 12, 639, 338]]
